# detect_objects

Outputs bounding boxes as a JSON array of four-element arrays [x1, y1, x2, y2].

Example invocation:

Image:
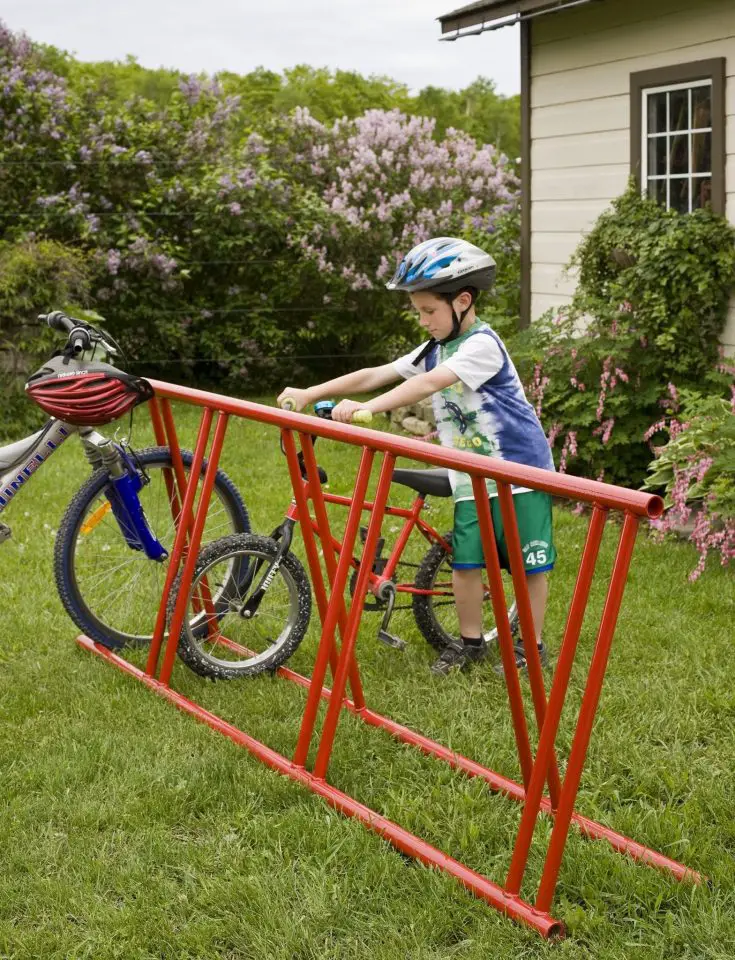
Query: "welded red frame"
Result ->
[[290, 482, 453, 602], [76, 381, 702, 940]]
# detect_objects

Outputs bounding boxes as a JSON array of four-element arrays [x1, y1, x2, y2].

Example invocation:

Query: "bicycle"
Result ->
[[167, 399, 518, 680], [2, 310, 251, 650]]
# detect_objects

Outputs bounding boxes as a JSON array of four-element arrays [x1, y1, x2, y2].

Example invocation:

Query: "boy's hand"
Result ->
[[332, 399, 371, 423], [277, 387, 310, 411]]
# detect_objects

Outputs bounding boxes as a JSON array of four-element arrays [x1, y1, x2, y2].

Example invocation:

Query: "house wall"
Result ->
[[529, 0, 735, 350]]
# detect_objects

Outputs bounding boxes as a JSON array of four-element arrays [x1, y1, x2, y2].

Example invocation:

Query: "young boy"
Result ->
[[277, 237, 556, 676]]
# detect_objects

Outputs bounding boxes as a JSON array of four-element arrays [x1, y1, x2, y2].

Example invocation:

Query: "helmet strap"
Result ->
[[440, 301, 473, 345], [410, 291, 475, 366]]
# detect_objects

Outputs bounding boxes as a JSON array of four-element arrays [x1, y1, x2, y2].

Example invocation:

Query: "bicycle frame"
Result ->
[[284, 483, 453, 601], [0, 419, 167, 561], [0, 419, 77, 512]]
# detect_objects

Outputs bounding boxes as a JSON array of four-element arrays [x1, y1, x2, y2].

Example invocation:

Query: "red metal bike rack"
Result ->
[[76, 380, 702, 939]]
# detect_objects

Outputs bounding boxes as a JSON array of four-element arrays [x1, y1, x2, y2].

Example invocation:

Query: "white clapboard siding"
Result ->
[[532, 130, 629, 170], [533, 1, 729, 77], [532, 232, 585, 266], [723, 305, 735, 352], [533, 96, 629, 140], [532, 40, 735, 109], [531, 264, 579, 297], [532, 199, 613, 234], [531, 293, 573, 320], [534, 165, 630, 202]]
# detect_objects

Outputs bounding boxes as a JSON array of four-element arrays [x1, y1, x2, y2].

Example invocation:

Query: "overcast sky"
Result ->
[[3, 0, 520, 96]]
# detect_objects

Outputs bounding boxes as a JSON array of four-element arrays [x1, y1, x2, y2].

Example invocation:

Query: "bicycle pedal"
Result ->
[[378, 629, 406, 651]]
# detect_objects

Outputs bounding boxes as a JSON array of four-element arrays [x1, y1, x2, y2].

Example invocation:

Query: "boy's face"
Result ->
[[409, 290, 472, 340]]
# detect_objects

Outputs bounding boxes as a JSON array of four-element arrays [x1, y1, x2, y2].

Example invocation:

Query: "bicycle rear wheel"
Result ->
[[55, 446, 250, 650], [412, 532, 518, 653]]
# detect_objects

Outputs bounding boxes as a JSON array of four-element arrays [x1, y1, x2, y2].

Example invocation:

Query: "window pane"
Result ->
[[692, 132, 711, 173], [692, 86, 712, 129], [670, 89, 689, 131], [647, 92, 667, 135], [670, 134, 689, 175], [648, 136, 667, 176], [692, 176, 712, 210], [648, 179, 667, 206], [669, 178, 690, 213]]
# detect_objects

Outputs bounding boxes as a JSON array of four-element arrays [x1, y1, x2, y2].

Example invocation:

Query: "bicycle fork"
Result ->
[[80, 430, 168, 562], [238, 515, 296, 619]]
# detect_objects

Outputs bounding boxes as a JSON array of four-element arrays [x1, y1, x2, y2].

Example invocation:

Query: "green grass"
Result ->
[[0, 399, 734, 959]]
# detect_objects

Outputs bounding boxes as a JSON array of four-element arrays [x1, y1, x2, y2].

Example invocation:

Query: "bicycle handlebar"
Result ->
[[279, 397, 373, 425], [40, 311, 76, 334]]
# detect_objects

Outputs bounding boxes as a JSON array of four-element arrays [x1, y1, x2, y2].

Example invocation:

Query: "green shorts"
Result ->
[[451, 491, 556, 575]]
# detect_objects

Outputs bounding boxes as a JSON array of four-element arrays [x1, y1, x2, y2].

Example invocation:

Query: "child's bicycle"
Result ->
[[1, 310, 251, 651], [167, 399, 518, 680]]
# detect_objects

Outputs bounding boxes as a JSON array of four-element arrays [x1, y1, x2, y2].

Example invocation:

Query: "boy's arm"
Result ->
[[331, 366, 458, 422], [277, 363, 401, 411]]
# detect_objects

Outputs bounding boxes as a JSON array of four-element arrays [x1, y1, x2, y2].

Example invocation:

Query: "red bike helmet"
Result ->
[[25, 355, 154, 426]]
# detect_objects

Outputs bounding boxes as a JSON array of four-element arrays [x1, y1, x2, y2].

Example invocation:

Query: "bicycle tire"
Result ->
[[412, 531, 519, 652], [169, 534, 312, 680], [55, 446, 250, 650]]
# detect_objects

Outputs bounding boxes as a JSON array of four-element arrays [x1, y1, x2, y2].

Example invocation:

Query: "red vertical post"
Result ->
[[279, 431, 341, 681], [145, 407, 213, 678], [160, 398, 192, 515], [298, 432, 366, 710], [292, 445, 376, 768], [471, 476, 534, 788], [536, 512, 640, 912], [148, 396, 167, 446], [495, 481, 562, 806], [158, 412, 230, 687], [148, 397, 184, 529], [312, 454, 396, 781], [505, 504, 608, 895]]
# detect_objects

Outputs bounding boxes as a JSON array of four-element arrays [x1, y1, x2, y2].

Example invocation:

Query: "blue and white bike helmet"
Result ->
[[386, 237, 496, 351]]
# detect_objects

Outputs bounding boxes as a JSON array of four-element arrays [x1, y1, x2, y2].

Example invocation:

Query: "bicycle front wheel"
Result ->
[[412, 532, 518, 653], [169, 534, 312, 680], [55, 446, 250, 650]]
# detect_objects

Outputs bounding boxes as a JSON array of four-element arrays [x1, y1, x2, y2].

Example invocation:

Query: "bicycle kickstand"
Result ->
[[375, 582, 406, 651]]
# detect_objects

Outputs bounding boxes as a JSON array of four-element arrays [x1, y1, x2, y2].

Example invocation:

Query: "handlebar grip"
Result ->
[[42, 311, 75, 333], [351, 410, 373, 425], [279, 397, 296, 412]]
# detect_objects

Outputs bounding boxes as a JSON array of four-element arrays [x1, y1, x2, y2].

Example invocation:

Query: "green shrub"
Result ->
[[0, 239, 91, 439], [523, 182, 735, 486]]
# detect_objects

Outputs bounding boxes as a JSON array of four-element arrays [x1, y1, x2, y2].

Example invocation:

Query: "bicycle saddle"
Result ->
[[0, 426, 49, 472], [391, 468, 452, 498]]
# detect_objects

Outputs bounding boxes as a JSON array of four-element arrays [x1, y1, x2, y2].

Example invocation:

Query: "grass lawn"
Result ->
[[0, 398, 733, 959]]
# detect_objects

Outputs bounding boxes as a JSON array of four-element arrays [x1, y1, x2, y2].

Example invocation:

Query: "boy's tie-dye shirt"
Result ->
[[392, 321, 554, 502]]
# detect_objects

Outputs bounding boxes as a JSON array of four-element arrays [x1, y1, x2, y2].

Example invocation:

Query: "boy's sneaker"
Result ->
[[493, 641, 549, 677], [430, 640, 487, 677]]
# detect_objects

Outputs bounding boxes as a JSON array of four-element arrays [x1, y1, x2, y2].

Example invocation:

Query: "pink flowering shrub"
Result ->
[[517, 184, 735, 487], [644, 391, 735, 579]]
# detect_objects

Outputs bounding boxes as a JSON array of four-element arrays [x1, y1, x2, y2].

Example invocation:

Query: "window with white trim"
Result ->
[[641, 80, 713, 214]]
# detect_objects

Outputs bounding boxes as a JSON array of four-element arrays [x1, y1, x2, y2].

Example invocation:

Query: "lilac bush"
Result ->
[[271, 107, 520, 358], [1, 20, 520, 394]]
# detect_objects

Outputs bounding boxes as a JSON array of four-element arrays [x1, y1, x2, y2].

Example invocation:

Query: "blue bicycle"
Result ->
[[1, 311, 250, 650]]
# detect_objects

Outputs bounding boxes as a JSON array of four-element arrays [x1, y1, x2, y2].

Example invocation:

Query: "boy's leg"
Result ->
[[452, 567, 484, 638], [491, 492, 556, 672], [429, 500, 487, 676], [527, 571, 549, 646]]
